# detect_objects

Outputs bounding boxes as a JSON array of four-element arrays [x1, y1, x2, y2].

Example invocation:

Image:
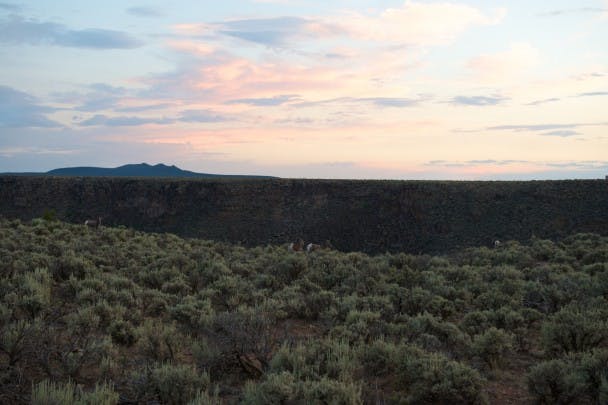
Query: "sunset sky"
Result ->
[[1, 1, 607, 179]]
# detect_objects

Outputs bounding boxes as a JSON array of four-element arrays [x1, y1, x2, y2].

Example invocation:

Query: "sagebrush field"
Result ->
[[1, 217, 608, 404]]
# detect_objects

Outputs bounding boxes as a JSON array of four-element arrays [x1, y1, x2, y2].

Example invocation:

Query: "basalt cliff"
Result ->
[[1, 176, 606, 253]]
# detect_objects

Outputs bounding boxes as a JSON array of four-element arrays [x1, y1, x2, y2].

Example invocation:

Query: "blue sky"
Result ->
[[1, 1, 607, 179]]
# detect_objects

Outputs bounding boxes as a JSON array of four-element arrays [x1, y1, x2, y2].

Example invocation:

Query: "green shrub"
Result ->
[[461, 311, 491, 336], [138, 289, 169, 316], [358, 339, 399, 377], [138, 266, 184, 291], [62, 336, 115, 380], [92, 300, 126, 328], [527, 357, 587, 404], [32, 380, 72, 405], [270, 344, 311, 380], [136, 320, 182, 362], [271, 254, 308, 285], [541, 305, 608, 354], [212, 307, 277, 360], [579, 349, 608, 404], [241, 371, 296, 404], [274, 278, 337, 320], [109, 319, 137, 346], [66, 306, 100, 335], [187, 388, 221, 405], [400, 287, 454, 318], [162, 278, 193, 296], [0, 318, 41, 366], [491, 306, 526, 330], [299, 377, 363, 404], [330, 310, 383, 343], [192, 338, 223, 378], [397, 346, 486, 404], [52, 253, 94, 281], [242, 372, 363, 405], [474, 289, 518, 310], [472, 327, 514, 369], [17, 268, 52, 319], [132, 363, 210, 405], [31, 379, 119, 405], [303, 289, 337, 320], [406, 313, 471, 355], [170, 295, 214, 332], [323, 339, 358, 381], [269, 338, 358, 383]]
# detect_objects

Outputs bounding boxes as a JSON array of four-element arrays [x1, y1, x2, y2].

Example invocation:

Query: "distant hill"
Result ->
[[5, 163, 275, 179]]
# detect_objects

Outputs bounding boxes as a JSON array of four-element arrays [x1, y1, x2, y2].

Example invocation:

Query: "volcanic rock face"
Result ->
[[1, 176, 607, 254]]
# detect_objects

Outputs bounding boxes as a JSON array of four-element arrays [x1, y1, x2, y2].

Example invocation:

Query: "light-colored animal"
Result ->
[[288, 239, 304, 252], [307, 240, 336, 253], [306, 243, 322, 253], [84, 217, 102, 229], [494, 239, 501, 248]]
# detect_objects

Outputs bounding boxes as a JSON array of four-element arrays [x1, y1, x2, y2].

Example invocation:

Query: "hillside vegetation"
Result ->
[[1, 217, 608, 404]]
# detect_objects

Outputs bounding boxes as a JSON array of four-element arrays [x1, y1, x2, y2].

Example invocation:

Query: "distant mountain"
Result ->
[[5, 163, 275, 179]]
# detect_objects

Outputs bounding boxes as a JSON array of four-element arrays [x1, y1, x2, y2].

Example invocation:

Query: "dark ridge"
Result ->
[[43, 163, 275, 179], [1, 163, 275, 179]]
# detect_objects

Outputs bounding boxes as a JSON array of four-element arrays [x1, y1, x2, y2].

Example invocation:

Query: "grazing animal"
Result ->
[[494, 239, 501, 248], [306, 243, 322, 253], [84, 217, 102, 229], [288, 239, 304, 252]]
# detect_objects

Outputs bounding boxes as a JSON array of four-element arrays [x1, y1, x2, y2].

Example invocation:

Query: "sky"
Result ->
[[0, 1, 607, 179]]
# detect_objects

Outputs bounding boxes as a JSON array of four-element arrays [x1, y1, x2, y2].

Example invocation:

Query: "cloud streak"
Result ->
[[0, 86, 60, 128], [126, 6, 164, 18], [537, 8, 607, 17], [364, 97, 422, 108], [485, 122, 608, 135], [0, 15, 143, 49], [526, 98, 560, 106], [451, 95, 507, 106], [488, 123, 581, 132], [77, 109, 229, 127], [217, 17, 314, 47], [179, 110, 229, 123], [78, 114, 174, 127], [294, 96, 423, 109], [420, 159, 574, 179], [0, 146, 79, 158], [226, 94, 299, 106], [426, 159, 530, 167], [576, 91, 608, 97], [60, 83, 128, 112], [541, 130, 581, 137], [0, 2, 19, 11], [116, 103, 176, 113]]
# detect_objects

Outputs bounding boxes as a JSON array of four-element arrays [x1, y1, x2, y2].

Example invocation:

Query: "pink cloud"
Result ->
[[467, 42, 541, 81], [326, 1, 506, 45], [146, 2, 505, 115]]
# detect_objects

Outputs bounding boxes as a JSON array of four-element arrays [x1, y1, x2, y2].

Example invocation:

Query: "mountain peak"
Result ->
[[42, 163, 274, 179]]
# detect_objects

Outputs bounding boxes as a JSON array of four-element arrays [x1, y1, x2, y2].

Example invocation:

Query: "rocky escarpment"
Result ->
[[1, 176, 606, 253]]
